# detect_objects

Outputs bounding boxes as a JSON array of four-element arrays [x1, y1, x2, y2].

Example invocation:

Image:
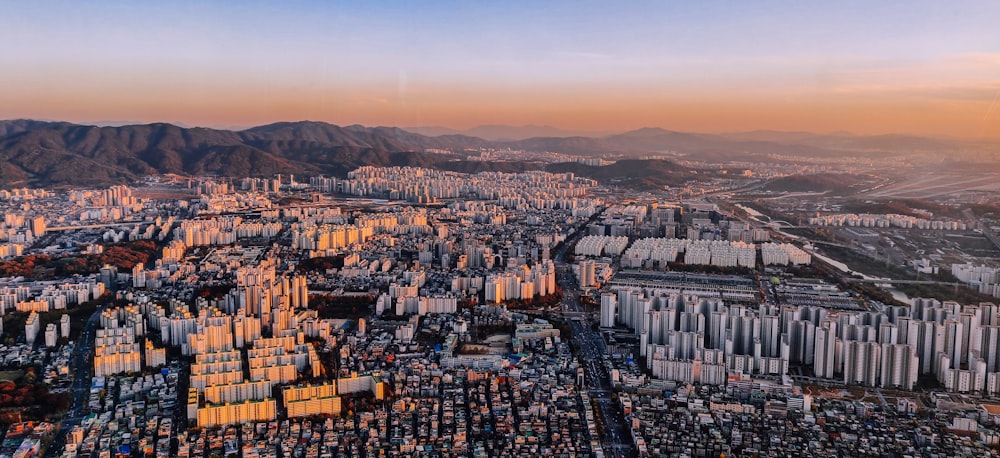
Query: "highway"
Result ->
[[45, 304, 105, 458], [553, 226, 637, 458]]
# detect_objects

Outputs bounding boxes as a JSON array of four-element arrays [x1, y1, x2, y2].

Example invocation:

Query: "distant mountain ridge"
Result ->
[[722, 130, 964, 152], [497, 126, 998, 157], [0, 119, 993, 188], [405, 124, 608, 141]]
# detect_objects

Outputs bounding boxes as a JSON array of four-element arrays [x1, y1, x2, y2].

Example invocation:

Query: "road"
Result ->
[[553, 224, 637, 458], [844, 277, 963, 287], [45, 304, 104, 458]]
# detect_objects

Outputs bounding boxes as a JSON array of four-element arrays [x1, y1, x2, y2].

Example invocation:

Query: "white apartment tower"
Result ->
[[600, 293, 617, 328]]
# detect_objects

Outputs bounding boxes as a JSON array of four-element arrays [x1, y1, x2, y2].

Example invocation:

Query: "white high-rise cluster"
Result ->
[[621, 238, 683, 268], [1, 281, 103, 314], [620, 238, 758, 269], [197, 192, 273, 214], [604, 285, 1000, 392], [574, 235, 629, 257], [809, 213, 966, 230], [952, 263, 1000, 298], [392, 295, 460, 315], [684, 240, 756, 268], [761, 242, 811, 266], [174, 216, 282, 247], [93, 326, 142, 377], [335, 167, 600, 208], [483, 261, 557, 303]]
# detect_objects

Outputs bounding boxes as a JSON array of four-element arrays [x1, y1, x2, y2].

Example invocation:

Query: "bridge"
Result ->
[[766, 220, 814, 230]]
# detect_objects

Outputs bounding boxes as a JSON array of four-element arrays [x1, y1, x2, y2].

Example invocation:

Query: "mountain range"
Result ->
[[0, 120, 490, 187], [0, 119, 994, 188]]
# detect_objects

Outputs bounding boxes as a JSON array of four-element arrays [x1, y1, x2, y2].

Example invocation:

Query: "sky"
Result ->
[[1, 1, 999, 137]]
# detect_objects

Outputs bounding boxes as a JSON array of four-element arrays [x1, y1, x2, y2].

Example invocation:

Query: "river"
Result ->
[[807, 249, 912, 304]]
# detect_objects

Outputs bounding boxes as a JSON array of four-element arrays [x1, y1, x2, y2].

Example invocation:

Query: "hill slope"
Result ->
[[545, 159, 697, 189], [0, 120, 483, 187], [762, 173, 874, 194]]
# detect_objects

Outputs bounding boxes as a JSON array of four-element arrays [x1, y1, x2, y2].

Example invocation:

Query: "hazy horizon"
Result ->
[[8, 117, 1000, 142], [2, 1, 999, 139]]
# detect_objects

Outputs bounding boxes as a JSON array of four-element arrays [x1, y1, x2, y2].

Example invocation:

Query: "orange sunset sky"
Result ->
[[2, 1, 999, 138]]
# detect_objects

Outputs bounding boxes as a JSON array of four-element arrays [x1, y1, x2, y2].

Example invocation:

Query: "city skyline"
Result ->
[[2, 1, 1000, 138], [4, 3, 1000, 455]]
